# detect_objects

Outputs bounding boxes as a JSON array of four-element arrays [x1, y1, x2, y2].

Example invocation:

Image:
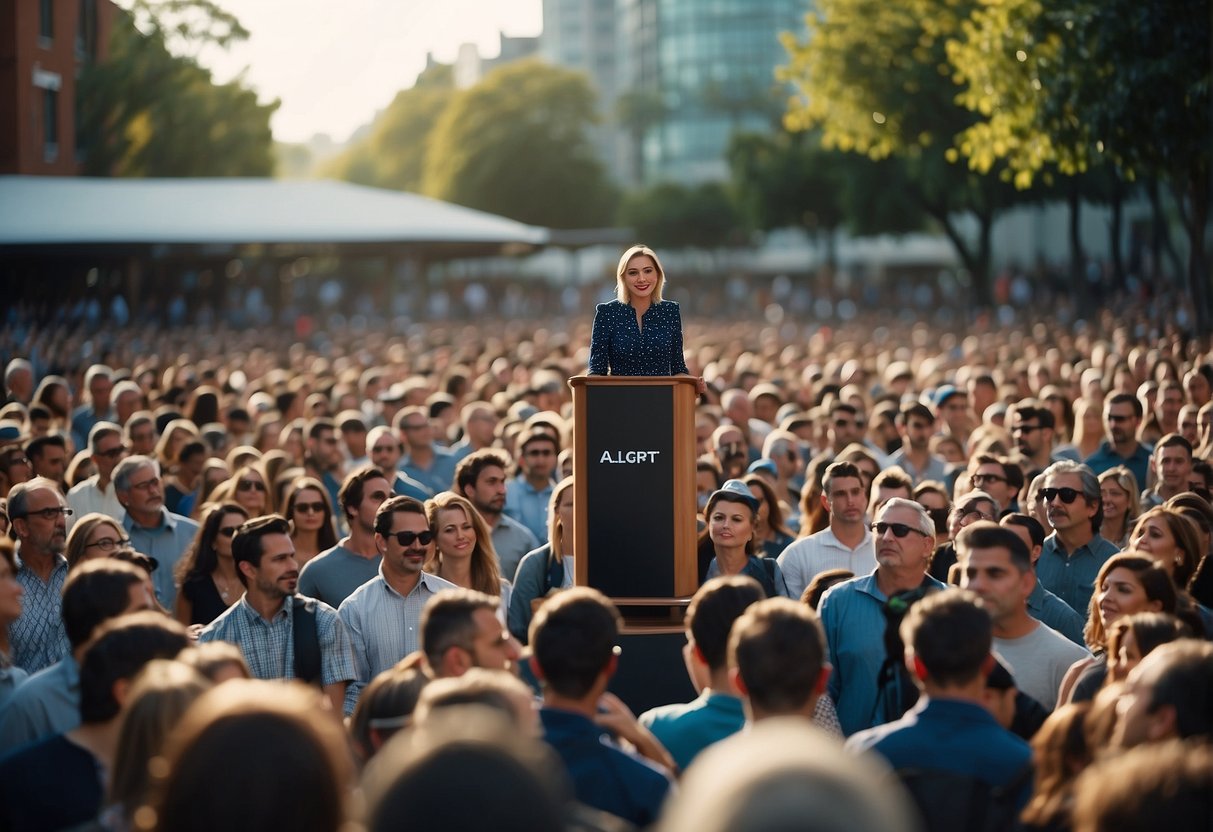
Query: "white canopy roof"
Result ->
[[0, 176, 548, 248]]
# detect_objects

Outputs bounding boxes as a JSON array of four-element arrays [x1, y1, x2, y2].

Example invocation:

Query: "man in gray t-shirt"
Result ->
[[958, 521, 1090, 710], [297, 468, 391, 607]]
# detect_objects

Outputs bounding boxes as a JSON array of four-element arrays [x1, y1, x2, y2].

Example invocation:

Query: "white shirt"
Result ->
[[777, 526, 875, 601], [65, 475, 126, 530]]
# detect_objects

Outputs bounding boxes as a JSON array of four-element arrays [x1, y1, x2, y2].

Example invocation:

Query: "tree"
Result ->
[[321, 65, 454, 192], [423, 59, 617, 229], [614, 88, 667, 185], [948, 0, 1211, 328], [78, 1, 276, 177], [780, 0, 1042, 305], [618, 182, 742, 250]]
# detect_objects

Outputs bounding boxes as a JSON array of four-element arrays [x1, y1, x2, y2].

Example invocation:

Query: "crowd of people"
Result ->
[[0, 301, 1211, 832]]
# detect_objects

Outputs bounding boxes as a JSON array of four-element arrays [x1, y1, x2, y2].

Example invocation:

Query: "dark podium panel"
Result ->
[[569, 375, 699, 610]]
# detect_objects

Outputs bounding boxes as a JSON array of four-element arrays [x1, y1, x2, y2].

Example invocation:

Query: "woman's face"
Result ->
[[708, 499, 754, 553], [1100, 480, 1130, 522], [215, 512, 246, 559], [435, 506, 476, 560], [1109, 628, 1142, 682], [283, 431, 304, 461], [623, 255, 659, 304], [554, 491, 574, 545], [1097, 567, 1159, 628], [1081, 406, 1102, 437], [235, 472, 268, 515], [291, 488, 326, 533], [167, 428, 190, 457], [1130, 517, 1179, 576], [0, 557, 24, 624], [49, 384, 69, 413], [748, 484, 770, 527], [83, 521, 126, 560]]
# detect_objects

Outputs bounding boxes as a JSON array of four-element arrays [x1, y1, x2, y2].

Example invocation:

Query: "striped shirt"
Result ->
[[337, 567, 457, 714], [199, 593, 354, 688], [9, 553, 69, 673], [778, 527, 875, 601]]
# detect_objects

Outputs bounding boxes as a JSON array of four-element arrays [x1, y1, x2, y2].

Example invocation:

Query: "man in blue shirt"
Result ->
[[395, 406, 457, 495], [1085, 392, 1153, 488], [846, 589, 1032, 817], [532, 587, 674, 827], [1036, 460, 1119, 615], [115, 455, 198, 610], [819, 498, 946, 736], [640, 575, 765, 770], [505, 429, 557, 545]]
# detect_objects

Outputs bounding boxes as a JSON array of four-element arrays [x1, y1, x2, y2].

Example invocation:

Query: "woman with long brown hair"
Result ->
[[175, 503, 249, 627], [282, 476, 337, 569], [425, 492, 509, 611], [507, 478, 574, 643]]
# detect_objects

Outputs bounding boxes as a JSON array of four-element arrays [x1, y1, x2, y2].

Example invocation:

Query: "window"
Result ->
[[77, 0, 98, 60], [43, 89, 59, 163], [39, 0, 54, 41]]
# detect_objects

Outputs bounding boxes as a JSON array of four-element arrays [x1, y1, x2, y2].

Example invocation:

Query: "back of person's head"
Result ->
[[78, 611, 191, 725], [687, 576, 765, 672], [1132, 639, 1213, 743], [729, 597, 827, 718], [62, 559, 149, 648], [178, 641, 251, 683], [529, 587, 620, 700], [901, 588, 992, 689], [363, 708, 566, 832], [659, 718, 916, 832], [349, 666, 431, 762], [147, 680, 353, 832], [413, 668, 536, 731], [801, 569, 855, 610], [109, 660, 212, 821], [1021, 703, 1092, 828], [419, 588, 500, 672], [1071, 741, 1212, 832]]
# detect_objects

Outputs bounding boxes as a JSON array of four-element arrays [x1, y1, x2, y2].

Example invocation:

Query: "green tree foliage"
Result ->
[[423, 59, 617, 229], [949, 0, 1211, 327], [78, 1, 276, 177], [618, 182, 742, 250], [780, 0, 1042, 305], [321, 65, 454, 192]]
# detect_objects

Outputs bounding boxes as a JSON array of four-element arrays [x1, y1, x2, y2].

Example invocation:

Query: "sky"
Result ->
[[194, 0, 543, 145]]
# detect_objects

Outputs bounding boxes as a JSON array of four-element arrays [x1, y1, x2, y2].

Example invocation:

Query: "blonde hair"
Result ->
[[425, 492, 504, 596], [615, 244, 666, 304]]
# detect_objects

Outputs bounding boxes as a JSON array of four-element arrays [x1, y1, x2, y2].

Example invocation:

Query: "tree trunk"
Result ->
[[1175, 175, 1212, 334], [933, 210, 993, 308], [1068, 180, 1087, 302], [1107, 169, 1126, 290]]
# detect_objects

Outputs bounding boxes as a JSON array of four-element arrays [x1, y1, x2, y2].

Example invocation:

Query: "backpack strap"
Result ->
[[757, 556, 778, 598], [291, 595, 322, 685], [542, 547, 565, 594]]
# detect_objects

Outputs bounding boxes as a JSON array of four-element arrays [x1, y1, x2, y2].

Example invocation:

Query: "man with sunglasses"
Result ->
[[1035, 460, 1119, 615], [115, 455, 198, 610], [818, 498, 945, 736], [337, 496, 455, 715], [66, 422, 126, 531], [1086, 393, 1152, 489], [6, 478, 72, 672]]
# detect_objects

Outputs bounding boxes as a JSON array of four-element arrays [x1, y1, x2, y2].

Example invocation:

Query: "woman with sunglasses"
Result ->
[[1098, 467, 1141, 549], [697, 480, 790, 598], [425, 492, 510, 614], [209, 465, 272, 519], [283, 476, 337, 569], [508, 478, 575, 643], [63, 512, 130, 570], [174, 502, 249, 627]]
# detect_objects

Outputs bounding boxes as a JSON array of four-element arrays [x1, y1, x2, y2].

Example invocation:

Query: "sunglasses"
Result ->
[[970, 473, 1007, 486], [295, 501, 326, 514], [1039, 487, 1082, 504], [388, 530, 435, 547], [926, 508, 950, 532], [871, 521, 928, 538], [95, 445, 128, 459], [217, 526, 241, 538], [238, 479, 267, 492]]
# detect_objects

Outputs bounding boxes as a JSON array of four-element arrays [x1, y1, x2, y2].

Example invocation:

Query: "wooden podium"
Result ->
[[567, 375, 699, 625]]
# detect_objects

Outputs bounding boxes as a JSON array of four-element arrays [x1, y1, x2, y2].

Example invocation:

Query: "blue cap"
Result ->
[[932, 384, 962, 409], [0, 420, 22, 444], [747, 458, 778, 477], [711, 479, 760, 513]]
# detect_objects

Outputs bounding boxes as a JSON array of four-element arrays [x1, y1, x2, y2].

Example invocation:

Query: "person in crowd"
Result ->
[[144, 679, 356, 832], [25, 436, 68, 491], [348, 663, 429, 762], [926, 488, 998, 583], [820, 498, 945, 736], [303, 417, 346, 513], [530, 587, 674, 826], [1000, 513, 1087, 644], [1071, 741, 1212, 832], [30, 375, 70, 434], [867, 467, 914, 519], [846, 589, 1033, 820], [282, 475, 338, 569], [297, 466, 391, 608], [123, 413, 158, 459], [338, 496, 455, 714], [209, 464, 272, 519], [162, 440, 206, 516], [174, 502, 248, 627], [1112, 639, 1213, 748], [395, 406, 458, 496], [964, 453, 1023, 517], [2, 359, 33, 407], [419, 588, 521, 680], [198, 514, 355, 714], [115, 455, 199, 610], [742, 472, 797, 559], [63, 511, 129, 570], [153, 419, 200, 485], [0, 539, 27, 710], [455, 449, 538, 583], [449, 400, 499, 463], [7, 477, 72, 672], [425, 491, 511, 610], [957, 522, 1090, 710], [1036, 460, 1119, 615], [509, 478, 574, 644], [1141, 433, 1194, 510], [912, 479, 952, 551], [778, 461, 873, 600], [1085, 393, 1152, 487], [1105, 611, 1189, 685], [366, 424, 432, 502], [697, 479, 790, 597], [68, 365, 116, 452], [65, 421, 127, 530], [888, 403, 949, 486], [1013, 403, 1073, 472], [1019, 703, 1092, 832], [504, 428, 558, 546], [1098, 466, 1141, 549]]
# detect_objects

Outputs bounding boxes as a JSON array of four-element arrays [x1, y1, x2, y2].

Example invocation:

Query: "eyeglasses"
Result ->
[[129, 476, 160, 492], [238, 479, 267, 493], [1039, 487, 1082, 504], [388, 530, 435, 547], [1011, 424, 1040, 435], [295, 501, 325, 514], [1106, 413, 1135, 424], [955, 506, 995, 521], [970, 473, 1007, 486], [372, 444, 400, 453], [525, 448, 555, 457], [217, 526, 241, 538], [17, 506, 74, 520], [94, 445, 128, 459], [871, 521, 929, 538], [85, 536, 131, 551], [2, 455, 30, 467]]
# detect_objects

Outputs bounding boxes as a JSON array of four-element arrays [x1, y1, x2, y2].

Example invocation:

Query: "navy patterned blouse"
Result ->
[[588, 299, 690, 376]]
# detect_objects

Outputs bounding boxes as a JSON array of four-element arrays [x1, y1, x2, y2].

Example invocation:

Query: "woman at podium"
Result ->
[[588, 245, 706, 393]]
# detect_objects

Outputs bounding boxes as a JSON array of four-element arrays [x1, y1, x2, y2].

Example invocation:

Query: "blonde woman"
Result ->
[[1098, 467, 1141, 549], [425, 492, 510, 616], [507, 477, 574, 643]]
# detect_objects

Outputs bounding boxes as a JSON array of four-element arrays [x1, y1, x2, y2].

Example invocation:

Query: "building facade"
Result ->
[[0, 0, 116, 175]]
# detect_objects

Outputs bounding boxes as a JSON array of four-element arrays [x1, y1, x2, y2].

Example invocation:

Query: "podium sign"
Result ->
[[569, 376, 698, 602]]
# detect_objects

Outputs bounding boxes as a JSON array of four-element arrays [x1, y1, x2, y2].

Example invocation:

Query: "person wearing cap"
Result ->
[[696, 480, 790, 599], [888, 403, 949, 487], [932, 385, 973, 450]]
